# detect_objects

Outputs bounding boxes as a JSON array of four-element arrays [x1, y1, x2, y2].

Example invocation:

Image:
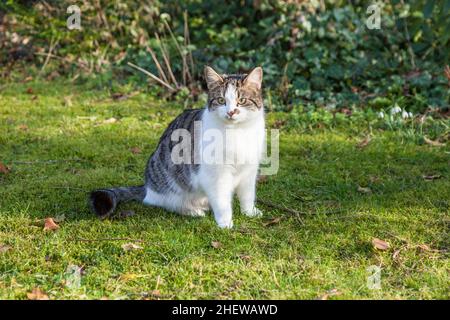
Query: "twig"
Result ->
[[39, 36, 59, 75], [257, 198, 306, 216], [163, 20, 190, 86], [184, 10, 195, 81], [70, 237, 144, 243], [155, 32, 179, 88], [146, 45, 169, 84], [258, 198, 345, 217], [127, 62, 176, 92], [34, 52, 90, 71], [49, 186, 86, 192]]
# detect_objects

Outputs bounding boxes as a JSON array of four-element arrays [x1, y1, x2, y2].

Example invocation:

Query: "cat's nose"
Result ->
[[227, 109, 240, 118]]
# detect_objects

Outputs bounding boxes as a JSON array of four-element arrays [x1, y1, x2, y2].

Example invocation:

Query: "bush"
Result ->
[[1, 0, 449, 112]]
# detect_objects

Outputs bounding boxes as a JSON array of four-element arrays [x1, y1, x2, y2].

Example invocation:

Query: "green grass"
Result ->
[[0, 80, 449, 300]]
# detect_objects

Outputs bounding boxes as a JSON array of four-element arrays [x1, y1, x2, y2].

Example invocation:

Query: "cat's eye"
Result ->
[[238, 97, 247, 105], [217, 97, 225, 105]]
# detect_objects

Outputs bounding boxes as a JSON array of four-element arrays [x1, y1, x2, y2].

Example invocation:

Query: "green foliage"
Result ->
[[2, 0, 450, 112]]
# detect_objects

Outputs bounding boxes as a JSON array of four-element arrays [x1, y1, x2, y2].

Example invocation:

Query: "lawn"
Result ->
[[0, 81, 448, 299]]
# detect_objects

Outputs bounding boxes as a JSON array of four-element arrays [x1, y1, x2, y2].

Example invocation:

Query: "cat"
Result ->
[[89, 66, 265, 228]]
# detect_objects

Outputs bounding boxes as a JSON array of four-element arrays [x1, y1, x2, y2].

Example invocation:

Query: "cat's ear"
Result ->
[[204, 66, 223, 90], [243, 67, 263, 90]]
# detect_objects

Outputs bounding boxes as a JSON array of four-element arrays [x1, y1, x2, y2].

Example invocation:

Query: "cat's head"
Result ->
[[204, 66, 263, 124]]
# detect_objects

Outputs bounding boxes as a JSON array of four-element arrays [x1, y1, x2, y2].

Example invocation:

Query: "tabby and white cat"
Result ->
[[90, 66, 265, 228]]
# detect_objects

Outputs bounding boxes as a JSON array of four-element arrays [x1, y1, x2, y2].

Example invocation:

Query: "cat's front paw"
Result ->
[[242, 207, 263, 217], [217, 219, 233, 229]]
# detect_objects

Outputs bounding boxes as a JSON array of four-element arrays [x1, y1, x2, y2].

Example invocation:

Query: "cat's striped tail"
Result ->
[[89, 186, 146, 218]]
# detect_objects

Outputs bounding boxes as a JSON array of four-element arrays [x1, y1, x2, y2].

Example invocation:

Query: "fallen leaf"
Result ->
[[121, 243, 143, 251], [372, 238, 390, 251], [31, 95, 38, 101], [17, 124, 28, 131], [150, 289, 161, 297], [417, 244, 431, 252], [27, 288, 49, 300], [0, 162, 11, 174], [26, 87, 34, 94], [356, 135, 372, 149], [263, 217, 281, 227], [422, 174, 442, 181], [24, 76, 33, 82], [238, 254, 251, 261], [43, 218, 59, 231], [130, 147, 142, 154], [103, 117, 117, 124], [318, 288, 341, 300], [392, 249, 401, 261], [424, 137, 445, 147], [211, 241, 222, 249], [357, 186, 372, 194], [0, 244, 12, 253]]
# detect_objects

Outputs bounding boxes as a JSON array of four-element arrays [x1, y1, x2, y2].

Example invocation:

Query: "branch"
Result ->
[[127, 62, 176, 92]]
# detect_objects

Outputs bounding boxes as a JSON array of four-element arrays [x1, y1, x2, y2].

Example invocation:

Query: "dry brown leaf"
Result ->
[[150, 289, 161, 297], [356, 135, 372, 149], [0, 244, 12, 253], [26, 87, 34, 94], [357, 186, 372, 194], [422, 174, 442, 181], [263, 217, 281, 227], [121, 243, 143, 251], [424, 136, 445, 147], [0, 162, 11, 174], [24, 76, 33, 82], [372, 238, 390, 251], [211, 241, 222, 249], [130, 147, 142, 154], [318, 288, 341, 300], [43, 218, 59, 231], [417, 244, 431, 252], [17, 124, 29, 131], [392, 249, 401, 261], [27, 288, 49, 300], [239, 254, 251, 261]]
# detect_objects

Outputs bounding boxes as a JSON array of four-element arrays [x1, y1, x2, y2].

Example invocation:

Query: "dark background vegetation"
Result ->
[[1, 0, 449, 113]]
